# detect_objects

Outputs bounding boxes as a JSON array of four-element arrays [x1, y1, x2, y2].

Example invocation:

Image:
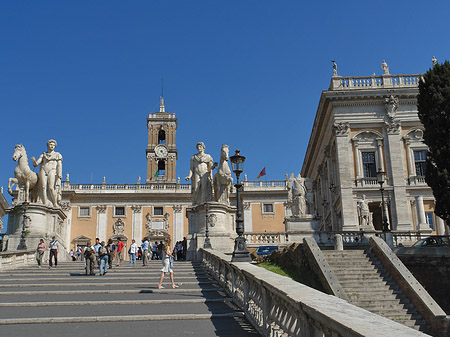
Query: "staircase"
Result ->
[[0, 259, 260, 336], [322, 249, 430, 334]]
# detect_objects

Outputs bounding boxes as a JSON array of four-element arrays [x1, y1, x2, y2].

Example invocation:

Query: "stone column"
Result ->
[[172, 205, 184, 242], [332, 122, 358, 230], [415, 196, 427, 230], [131, 205, 142, 244], [384, 121, 412, 230], [436, 216, 446, 235], [61, 202, 72, 250], [353, 140, 362, 180], [96, 205, 107, 241], [243, 202, 252, 232], [404, 139, 415, 178]]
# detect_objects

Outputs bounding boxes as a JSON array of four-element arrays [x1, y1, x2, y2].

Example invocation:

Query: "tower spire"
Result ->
[[159, 78, 165, 112]]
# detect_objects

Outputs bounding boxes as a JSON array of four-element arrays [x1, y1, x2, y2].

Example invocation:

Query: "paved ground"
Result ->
[[0, 259, 260, 337]]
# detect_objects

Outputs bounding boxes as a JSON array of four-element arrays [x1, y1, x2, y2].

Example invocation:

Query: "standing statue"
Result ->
[[287, 173, 307, 216], [381, 60, 390, 75], [213, 144, 233, 205], [185, 142, 216, 205], [8, 144, 38, 203], [332, 60, 338, 76], [31, 139, 63, 207], [357, 195, 372, 228]]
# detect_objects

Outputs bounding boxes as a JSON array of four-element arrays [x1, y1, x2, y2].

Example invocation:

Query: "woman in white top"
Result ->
[[129, 239, 138, 265], [158, 240, 178, 289]]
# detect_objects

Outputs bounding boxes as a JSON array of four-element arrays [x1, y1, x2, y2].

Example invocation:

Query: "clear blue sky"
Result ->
[[1, 0, 449, 214]]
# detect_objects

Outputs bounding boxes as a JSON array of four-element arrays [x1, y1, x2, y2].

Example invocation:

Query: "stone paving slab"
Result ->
[[0, 318, 261, 336]]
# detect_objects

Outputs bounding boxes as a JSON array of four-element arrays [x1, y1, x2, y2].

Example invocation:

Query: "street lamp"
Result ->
[[204, 201, 212, 249], [376, 170, 390, 232], [229, 150, 251, 262]]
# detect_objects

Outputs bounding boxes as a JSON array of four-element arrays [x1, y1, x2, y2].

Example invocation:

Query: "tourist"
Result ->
[[84, 245, 96, 276], [141, 238, 149, 266], [93, 238, 101, 267], [48, 236, 59, 268], [116, 237, 124, 266], [129, 239, 138, 266], [151, 241, 158, 260], [157, 240, 178, 289], [182, 237, 187, 260], [157, 241, 164, 260], [98, 241, 109, 276], [106, 239, 115, 269], [69, 249, 75, 261], [75, 245, 82, 261], [177, 241, 183, 260], [36, 239, 45, 268]]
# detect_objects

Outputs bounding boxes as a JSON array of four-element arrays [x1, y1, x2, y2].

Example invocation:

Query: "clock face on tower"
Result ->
[[155, 144, 168, 158]]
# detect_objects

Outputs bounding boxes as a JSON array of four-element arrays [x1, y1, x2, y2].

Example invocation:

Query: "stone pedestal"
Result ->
[[186, 202, 236, 261], [284, 215, 319, 242], [6, 202, 68, 258]]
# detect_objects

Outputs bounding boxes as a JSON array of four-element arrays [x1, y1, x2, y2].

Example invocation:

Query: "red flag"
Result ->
[[257, 167, 266, 179]]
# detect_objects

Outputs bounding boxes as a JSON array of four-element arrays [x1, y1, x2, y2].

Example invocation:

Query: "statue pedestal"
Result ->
[[6, 202, 68, 257], [186, 202, 236, 261], [284, 215, 319, 242]]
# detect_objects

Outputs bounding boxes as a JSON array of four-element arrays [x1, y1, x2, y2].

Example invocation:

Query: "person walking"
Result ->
[[106, 239, 115, 269], [129, 239, 138, 266], [151, 242, 158, 260], [48, 236, 59, 268], [36, 239, 45, 268], [93, 238, 101, 268], [116, 238, 124, 266], [158, 240, 178, 289], [141, 238, 149, 266], [98, 241, 109, 276], [182, 237, 187, 260]]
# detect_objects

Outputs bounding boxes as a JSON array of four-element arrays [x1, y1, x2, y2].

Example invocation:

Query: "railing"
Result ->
[[0, 250, 37, 270], [242, 180, 286, 189], [200, 248, 428, 337], [61, 182, 191, 191], [330, 74, 423, 91], [244, 230, 431, 248]]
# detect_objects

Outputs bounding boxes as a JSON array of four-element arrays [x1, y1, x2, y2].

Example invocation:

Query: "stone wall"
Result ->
[[268, 243, 325, 292], [396, 252, 450, 314]]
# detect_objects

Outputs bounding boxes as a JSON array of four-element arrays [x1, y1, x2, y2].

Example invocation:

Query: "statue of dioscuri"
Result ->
[[287, 173, 307, 216], [8, 144, 39, 203], [31, 139, 63, 207], [213, 144, 233, 205], [185, 142, 216, 205]]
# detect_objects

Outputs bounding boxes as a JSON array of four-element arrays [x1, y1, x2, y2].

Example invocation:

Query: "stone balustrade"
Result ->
[[61, 182, 191, 192], [200, 248, 428, 336], [0, 250, 36, 270], [244, 230, 432, 248], [330, 74, 423, 91]]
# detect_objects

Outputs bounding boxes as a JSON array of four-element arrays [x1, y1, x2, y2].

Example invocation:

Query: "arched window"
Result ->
[[158, 130, 166, 144], [158, 160, 165, 177]]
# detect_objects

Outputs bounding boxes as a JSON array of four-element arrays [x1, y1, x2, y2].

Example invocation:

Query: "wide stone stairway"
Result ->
[[0, 259, 260, 336], [322, 249, 430, 334]]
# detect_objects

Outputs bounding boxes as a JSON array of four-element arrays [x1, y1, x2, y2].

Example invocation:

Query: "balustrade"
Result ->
[[331, 74, 423, 91], [201, 249, 427, 337]]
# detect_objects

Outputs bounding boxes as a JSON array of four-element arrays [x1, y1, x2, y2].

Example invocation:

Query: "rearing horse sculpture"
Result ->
[[8, 144, 38, 203], [213, 144, 233, 205]]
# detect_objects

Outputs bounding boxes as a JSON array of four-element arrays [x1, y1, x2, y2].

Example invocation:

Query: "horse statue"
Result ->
[[213, 144, 233, 204], [8, 144, 38, 203]]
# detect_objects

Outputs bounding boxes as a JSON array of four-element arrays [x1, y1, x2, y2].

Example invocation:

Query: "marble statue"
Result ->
[[381, 60, 390, 75], [185, 142, 216, 205], [287, 173, 307, 216], [31, 139, 63, 207], [432, 56, 438, 66], [357, 195, 372, 228], [332, 60, 338, 76], [8, 144, 38, 203], [213, 144, 233, 205]]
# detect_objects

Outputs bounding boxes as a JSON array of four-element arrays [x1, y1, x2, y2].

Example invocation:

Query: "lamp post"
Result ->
[[204, 201, 212, 249], [376, 170, 390, 232], [230, 150, 251, 262]]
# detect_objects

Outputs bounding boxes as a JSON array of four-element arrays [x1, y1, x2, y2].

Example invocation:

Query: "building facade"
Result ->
[[301, 63, 448, 236]]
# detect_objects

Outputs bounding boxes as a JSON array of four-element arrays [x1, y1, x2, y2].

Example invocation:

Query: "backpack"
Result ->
[[99, 246, 107, 256]]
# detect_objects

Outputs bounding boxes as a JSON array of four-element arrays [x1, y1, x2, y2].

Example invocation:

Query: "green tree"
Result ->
[[417, 60, 450, 222]]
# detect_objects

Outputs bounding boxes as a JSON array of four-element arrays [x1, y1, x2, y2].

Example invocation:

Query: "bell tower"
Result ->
[[146, 97, 178, 183]]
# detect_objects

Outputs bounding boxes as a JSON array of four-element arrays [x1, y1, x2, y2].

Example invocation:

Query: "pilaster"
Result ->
[[96, 205, 107, 241], [131, 205, 142, 243]]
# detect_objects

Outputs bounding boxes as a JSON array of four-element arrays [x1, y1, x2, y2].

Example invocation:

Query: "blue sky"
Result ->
[[1, 0, 449, 216]]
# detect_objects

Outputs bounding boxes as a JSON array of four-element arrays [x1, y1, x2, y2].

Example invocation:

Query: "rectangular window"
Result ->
[[425, 212, 434, 230], [362, 152, 376, 178], [115, 206, 125, 216], [263, 204, 274, 213], [414, 150, 427, 176], [154, 207, 164, 216], [79, 207, 90, 217]]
